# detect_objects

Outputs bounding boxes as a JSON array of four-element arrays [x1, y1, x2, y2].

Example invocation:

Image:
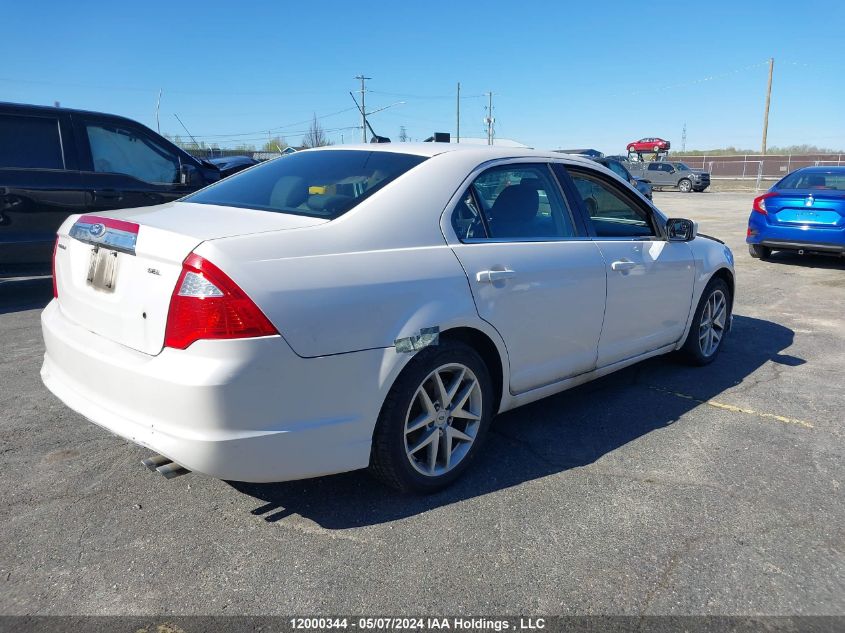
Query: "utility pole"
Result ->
[[156, 89, 162, 133], [355, 74, 371, 143], [485, 92, 494, 146], [761, 57, 774, 155], [681, 122, 687, 152], [456, 82, 461, 143]]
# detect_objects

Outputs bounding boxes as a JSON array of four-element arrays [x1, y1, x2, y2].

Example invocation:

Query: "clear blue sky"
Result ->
[[3, 1, 843, 153]]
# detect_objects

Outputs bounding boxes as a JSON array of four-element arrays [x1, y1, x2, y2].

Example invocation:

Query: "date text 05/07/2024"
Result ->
[[289, 617, 547, 631]]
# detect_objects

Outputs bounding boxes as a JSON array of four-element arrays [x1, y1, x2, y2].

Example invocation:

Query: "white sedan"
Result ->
[[42, 144, 735, 492]]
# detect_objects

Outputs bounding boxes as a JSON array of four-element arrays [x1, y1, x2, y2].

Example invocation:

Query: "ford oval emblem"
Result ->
[[89, 223, 106, 237]]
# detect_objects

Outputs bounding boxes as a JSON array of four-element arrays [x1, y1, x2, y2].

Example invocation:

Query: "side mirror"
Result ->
[[179, 163, 201, 186], [666, 218, 697, 242]]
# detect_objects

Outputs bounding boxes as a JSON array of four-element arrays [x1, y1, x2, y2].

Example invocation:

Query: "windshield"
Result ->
[[185, 150, 428, 219], [675, 163, 690, 171], [776, 170, 845, 191]]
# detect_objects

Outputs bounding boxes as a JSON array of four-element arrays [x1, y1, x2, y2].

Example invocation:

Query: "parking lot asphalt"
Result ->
[[1, 192, 843, 616]]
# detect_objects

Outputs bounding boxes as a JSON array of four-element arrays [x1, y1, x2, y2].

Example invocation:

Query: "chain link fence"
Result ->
[[672, 153, 844, 182]]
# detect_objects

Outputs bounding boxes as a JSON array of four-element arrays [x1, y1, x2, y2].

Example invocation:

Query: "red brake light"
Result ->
[[51, 236, 59, 298], [752, 192, 776, 215], [164, 253, 278, 350]]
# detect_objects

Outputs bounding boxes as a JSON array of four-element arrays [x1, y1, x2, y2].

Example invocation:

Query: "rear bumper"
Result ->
[[40, 300, 399, 482], [747, 213, 845, 254], [758, 239, 845, 254]]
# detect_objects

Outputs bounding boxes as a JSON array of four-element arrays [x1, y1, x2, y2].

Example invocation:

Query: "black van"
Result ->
[[0, 102, 221, 273]]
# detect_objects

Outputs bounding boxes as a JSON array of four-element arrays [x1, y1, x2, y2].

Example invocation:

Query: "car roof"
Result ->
[[306, 143, 601, 167], [0, 100, 142, 121], [792, 166, 845, 173]]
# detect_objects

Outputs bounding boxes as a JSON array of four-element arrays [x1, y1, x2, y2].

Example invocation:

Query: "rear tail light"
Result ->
[[164, 253, 278, 350], [752, 192, 776, 215], [51, 236, 59, 298]]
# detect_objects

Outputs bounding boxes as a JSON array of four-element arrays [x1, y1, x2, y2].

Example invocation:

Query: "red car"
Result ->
[[627, 137, 671, 153]]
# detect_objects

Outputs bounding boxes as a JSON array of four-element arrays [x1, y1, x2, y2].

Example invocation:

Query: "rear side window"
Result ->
[[463, 164, 576, 240], [0, 114, 64, 169], [185, 150, 427, 219], [85, 122, 179, 184]]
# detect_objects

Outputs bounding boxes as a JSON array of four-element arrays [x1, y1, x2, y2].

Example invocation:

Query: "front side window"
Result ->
[[186, 150, 427, 219], [85, 122, 179, 184], [0, 114, 64, 169], [462, 164, 575, 240], [568, 170, 656, 238]]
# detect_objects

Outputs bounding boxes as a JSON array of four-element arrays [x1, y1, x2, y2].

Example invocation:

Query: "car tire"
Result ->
[[369, 340, 494, 493], [748, 243, 771, 259], [678, 277, 731, 366], [654, 145, 661, 152], [678, 178, 692, 193]]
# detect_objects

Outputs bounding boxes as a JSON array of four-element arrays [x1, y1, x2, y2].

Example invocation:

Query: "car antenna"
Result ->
[[349, 92, 391, 143], [173, 113, 201, 148]]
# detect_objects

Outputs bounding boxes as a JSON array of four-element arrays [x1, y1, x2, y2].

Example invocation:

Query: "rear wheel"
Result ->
[[748, 243, 771, 259], [679, 278, 731, 365], [678, 178, 693, 193], [369, 341, 493, 493]]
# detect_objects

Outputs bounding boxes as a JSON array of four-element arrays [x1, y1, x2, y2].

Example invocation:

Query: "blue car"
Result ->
[[747, 166, 845, 259]]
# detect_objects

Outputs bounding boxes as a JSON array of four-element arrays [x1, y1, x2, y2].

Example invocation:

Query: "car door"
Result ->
[[556, 164, 695, 367], [0, 109, 87, 269], [645, 162, 669, 186], [444, 162, 607, 394], [73, 115, 200, 214]]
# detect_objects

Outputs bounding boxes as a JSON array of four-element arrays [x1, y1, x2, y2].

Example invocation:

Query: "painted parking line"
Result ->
[[646, 385, 814, 429]]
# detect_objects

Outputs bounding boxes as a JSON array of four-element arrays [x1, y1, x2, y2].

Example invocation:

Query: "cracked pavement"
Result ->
[[0, 192, 843, 615]]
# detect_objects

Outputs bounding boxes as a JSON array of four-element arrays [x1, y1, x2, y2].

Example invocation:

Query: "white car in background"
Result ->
[[41, 144, 735, 492]]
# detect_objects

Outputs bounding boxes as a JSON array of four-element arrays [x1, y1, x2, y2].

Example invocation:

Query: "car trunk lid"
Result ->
[[767, 190, 845, 227], [54, 202, 326, 355]]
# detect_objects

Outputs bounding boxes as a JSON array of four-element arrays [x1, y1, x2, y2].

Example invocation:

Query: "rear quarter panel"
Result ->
[[193, 152, 503, 359]]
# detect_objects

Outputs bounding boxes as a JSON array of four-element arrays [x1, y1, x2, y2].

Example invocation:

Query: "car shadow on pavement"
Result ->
[[0, 276, 53, 314], [232, 314, 800, 529], [760, 251, 845, 270]]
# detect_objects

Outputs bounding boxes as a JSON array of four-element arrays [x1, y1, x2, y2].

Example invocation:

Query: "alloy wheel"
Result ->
[[403, 363, 483, 477], [698, 289, 727, 357]]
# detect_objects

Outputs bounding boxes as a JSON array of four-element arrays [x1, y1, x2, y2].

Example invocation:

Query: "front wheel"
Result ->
[[748, 243, 771, 259], [369, 341, 493, 493], [678, 178, 692, 193], [679, 278, 731, 365]]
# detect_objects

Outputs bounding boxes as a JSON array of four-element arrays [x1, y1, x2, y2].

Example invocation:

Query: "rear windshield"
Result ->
[[776, 170, 845, 191], [185, 149, 427, 219]]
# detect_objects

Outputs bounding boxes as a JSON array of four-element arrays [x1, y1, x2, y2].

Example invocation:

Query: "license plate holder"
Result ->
[[87, 246, 119, 292]]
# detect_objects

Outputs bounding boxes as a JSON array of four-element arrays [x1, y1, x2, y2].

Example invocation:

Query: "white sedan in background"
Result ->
[[42, 144, 735, 492]]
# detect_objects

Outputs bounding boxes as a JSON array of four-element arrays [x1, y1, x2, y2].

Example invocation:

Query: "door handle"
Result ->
[[93, 189, 124, 201], [476, 269, 516, 283], [611, 260, 637, 271]]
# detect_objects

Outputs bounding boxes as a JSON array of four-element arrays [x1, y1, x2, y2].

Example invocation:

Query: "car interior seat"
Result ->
[[269, 176, 308, 209], [488, 183, 540, 238]]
